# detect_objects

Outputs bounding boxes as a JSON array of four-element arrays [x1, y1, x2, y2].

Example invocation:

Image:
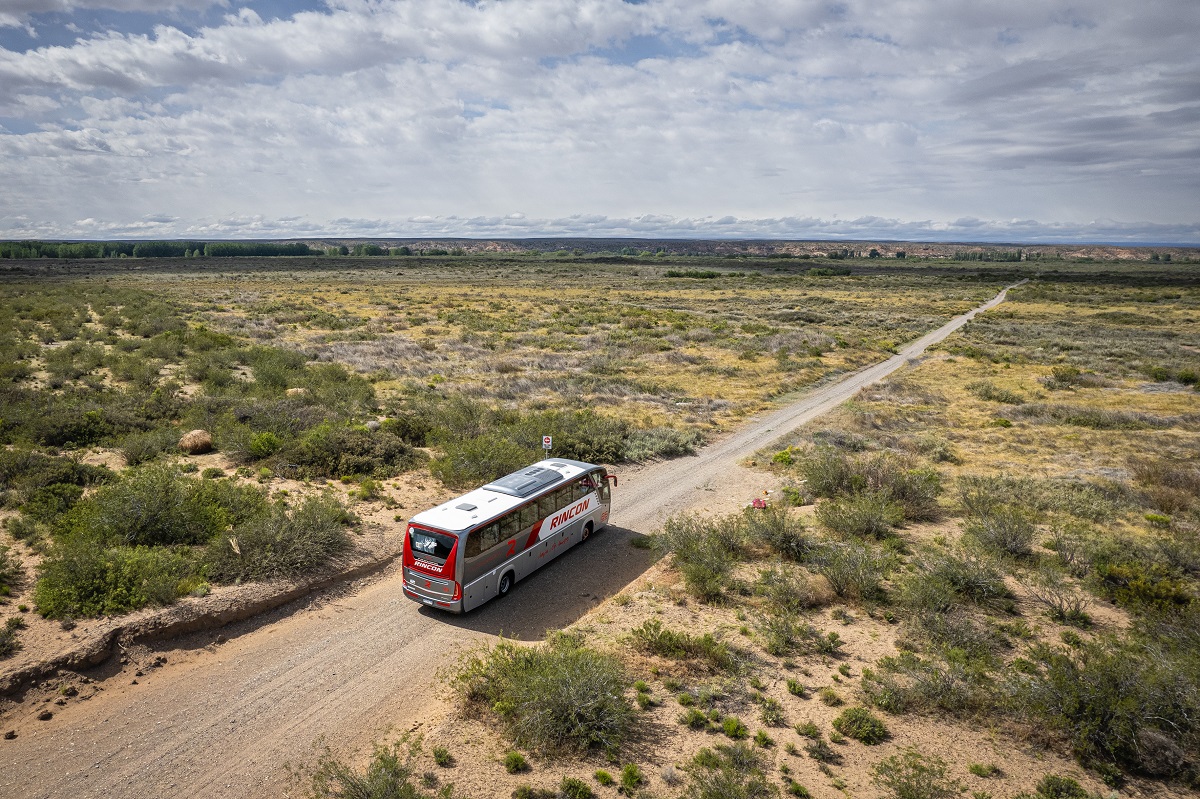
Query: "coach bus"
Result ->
[[402, 458, 616, 612]]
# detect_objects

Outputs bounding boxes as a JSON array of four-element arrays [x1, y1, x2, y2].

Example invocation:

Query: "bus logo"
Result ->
[[544, 496, 591, 536]]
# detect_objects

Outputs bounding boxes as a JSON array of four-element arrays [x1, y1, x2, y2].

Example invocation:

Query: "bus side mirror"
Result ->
[[605, 474, 618, 487]]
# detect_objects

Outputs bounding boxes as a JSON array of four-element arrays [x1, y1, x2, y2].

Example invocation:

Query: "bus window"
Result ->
[[499, 513, 520, 540], [538, 492, 556, 519], [519, 503, 538, 530], [555, 487, 572, 511], [410, 527, 457, 562], [464, 530, 482, 559]]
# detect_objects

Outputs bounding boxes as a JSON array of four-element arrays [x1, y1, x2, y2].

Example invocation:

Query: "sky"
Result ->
[[0, 0, 1197, 244]]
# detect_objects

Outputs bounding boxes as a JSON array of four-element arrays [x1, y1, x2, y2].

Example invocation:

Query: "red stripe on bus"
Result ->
[[525, 520, 543, 549]]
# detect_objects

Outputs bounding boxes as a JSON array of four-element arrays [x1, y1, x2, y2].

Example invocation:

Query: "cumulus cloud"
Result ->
[[0, 0, 1196, 242]]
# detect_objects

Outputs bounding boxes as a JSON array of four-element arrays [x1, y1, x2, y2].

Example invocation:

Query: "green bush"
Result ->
[[629, 619, 737, 672], [817, 492, 903, 538], [620, 764, 643, 793], [1008, 639, 1199, 776], [452, 632, 633, 754], [963, 506, 1037, 558], [503, 751, 528, 774], [0, 545, 22, 594], [205, 495, 352, 582], [656, 512, 746, 601], [247, 431, 283, 460], [33, 537, 195, 618], [429, 433, 536, 488], [560, 777, 593, 799], [743, 505, 814, 561], [683, 743, 770, 799], [60, 465, 267, 547], [814, 540, 891, 600], [831, 706, 888, 744], [288, 422, 420, 480], [871, 750, 959, 799], [307, 738, 438, 799], [0, 617, 27, 658], [118, 428, 179, 466]]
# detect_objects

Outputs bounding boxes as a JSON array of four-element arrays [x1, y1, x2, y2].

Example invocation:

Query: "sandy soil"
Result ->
[[1, 283, 1116, 799]]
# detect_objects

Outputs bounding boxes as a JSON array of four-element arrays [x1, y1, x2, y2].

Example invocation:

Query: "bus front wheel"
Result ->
[[498, 571, 515, 598]]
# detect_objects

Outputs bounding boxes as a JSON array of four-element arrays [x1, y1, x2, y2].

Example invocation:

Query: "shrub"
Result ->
[[247, 431, 283, 460], [560, 777, 593, 799], [59, 465, 267, 547], [1008, 639, 1199, 776], [620, 764, 643, 793], [722, 716, 748, 738], [1030, 774, 1091, 799], [683, 743, 770, 799], [431, 745, 452, 767], [862, 652, 983, 716], [0, 545, 24, 595], [657, 512, 746, 601], [817, 492, 903, 538], [33, 537, 195, 618], [873, 748, 955, 796], [205, 495, 352, 582], [963, 506, 1037, 558], [629, 619, 737, 672], [1027, 568, 1092, 626], [289, 423, 420, 480], [0, 617, 26, 658], [452, 632, 633, 754], [503, 751, 528, 774], [119, 428, 179, 466], [818, 687, 843, 706], [743, 505, 814, 561], [593, 769, 613, 786], [307, 738, 435, 799], [831, 707, 888, 744], [804, 738, 840, 764], [872, 750, 959, 799], [967, 380, 1025, 405], [813, 540, 891, 600], [800, 447, 857, 497]]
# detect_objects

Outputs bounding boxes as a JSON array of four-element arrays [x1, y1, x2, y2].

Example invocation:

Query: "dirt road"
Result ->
[[0, 281, 1021, 799]]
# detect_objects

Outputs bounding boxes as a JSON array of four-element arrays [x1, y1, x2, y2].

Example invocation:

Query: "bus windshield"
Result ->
[[408, 526, 456, 563]]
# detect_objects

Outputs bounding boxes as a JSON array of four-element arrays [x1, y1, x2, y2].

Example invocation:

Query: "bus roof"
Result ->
[[408, 458, 600, 533]]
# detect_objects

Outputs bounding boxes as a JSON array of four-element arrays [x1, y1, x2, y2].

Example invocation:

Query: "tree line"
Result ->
[[0, 241, 315, 259]]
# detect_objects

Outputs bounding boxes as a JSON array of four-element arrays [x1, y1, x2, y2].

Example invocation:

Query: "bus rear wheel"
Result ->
[[581, 521, 593, 542], [498, 571, 515, 598]]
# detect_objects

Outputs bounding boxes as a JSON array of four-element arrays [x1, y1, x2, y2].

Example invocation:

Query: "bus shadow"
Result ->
[[423, 525, 659, 639]]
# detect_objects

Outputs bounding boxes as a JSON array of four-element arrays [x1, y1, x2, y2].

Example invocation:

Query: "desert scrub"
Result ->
[[305, 737, 444, 799], [655, 512, 748, 601], [743, 504, 815, 561], [451, 632, 633, 754], [861, 651, 986, 716], [831, 706, 888, 744], [503, 751, 529, 774], [816, 491, 904, 538], [629, 619, 737, 672], [0, 545, 22, 595], [684, 743, 771, 799], [872, 749, 959, 799], [813, 539, 891, 601], [0, 617, 27, 658], [205, 494, 353, 582], [57, 464, 268, 547], [33, 537, 197, 618], [1005, 637, 1200, 777]]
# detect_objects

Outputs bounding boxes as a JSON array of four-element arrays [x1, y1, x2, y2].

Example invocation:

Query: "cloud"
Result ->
[[0, 0, 1196, 242]]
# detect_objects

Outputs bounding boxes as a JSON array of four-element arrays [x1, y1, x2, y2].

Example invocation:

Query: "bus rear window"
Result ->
[[408, 527, 456, 562]]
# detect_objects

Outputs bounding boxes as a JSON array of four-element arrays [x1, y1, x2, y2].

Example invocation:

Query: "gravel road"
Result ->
[[0, 281, 1021, 799]]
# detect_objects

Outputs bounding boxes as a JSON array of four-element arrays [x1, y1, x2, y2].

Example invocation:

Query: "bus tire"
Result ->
[[581, 521, 593, 542], [498, 571, 515, 598]]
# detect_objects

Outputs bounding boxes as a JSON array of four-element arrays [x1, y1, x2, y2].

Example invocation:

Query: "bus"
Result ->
[[402, 458, 616, 612]]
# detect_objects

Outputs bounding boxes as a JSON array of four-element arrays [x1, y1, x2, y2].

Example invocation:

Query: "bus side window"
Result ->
[[464, 530, 482, 559], [555, 487, 571, 511], [538, 493, 556, 519], [474, 522, 500, 555], [499, 513, 520, 541], [519, 503, 538, 530]]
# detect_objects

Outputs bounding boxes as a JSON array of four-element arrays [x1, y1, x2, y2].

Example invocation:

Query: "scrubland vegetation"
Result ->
[[298, 259, 1199, 799], [2, 253, 1198, 799]]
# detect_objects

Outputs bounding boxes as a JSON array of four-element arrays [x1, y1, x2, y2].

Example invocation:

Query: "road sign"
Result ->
[[542, 435, 552, 450]]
